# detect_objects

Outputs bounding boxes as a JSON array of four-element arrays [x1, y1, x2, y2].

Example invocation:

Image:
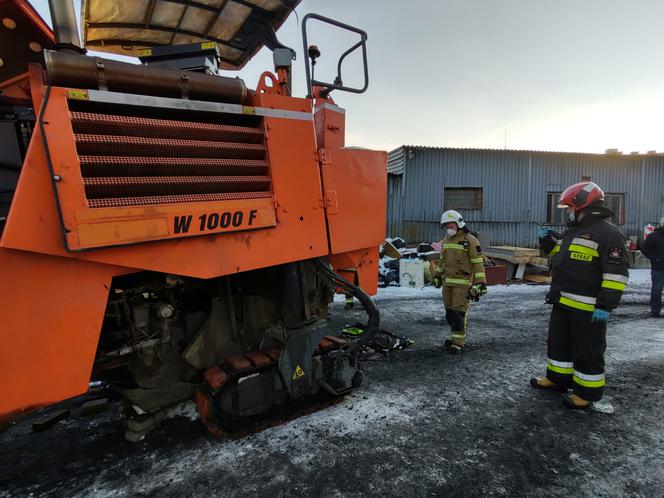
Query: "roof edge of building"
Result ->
[[388, 145, 662, 157]]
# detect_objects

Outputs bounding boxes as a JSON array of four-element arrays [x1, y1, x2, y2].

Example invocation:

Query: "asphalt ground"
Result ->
[[1, 275, 663, 497]]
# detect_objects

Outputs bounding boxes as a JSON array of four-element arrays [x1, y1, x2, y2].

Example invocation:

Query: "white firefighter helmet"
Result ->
[[440, 210, 465, 229]]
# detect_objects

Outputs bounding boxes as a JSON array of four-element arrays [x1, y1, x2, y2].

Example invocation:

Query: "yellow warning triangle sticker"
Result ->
[[292, 365, 305, 380]]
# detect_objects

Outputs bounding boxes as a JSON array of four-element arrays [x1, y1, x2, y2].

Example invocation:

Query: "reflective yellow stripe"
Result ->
[[547, 364, 573, 375], [549, 358, 573, 368], [568, 244, 599, 257], [452, 332, 466, 346], [559, 296, 595, 312], [549, 245, 560, 256], [445, 278, 471, 286], [571, 238, 599, 250], [444, 243, 467, 251], [474, 272, 486, 279], [602, 280, 627, 291], [561, 292, 596, 304], [570, 252, 593, 262], [573, 376, 605, 388], [603, 273, 629, 284], [470, 257, 484, 264]]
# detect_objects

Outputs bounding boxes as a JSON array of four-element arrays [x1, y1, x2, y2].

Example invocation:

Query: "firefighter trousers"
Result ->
[[443, 285, 470, 346], [650, 269, 664, 315], [545, 305, 607, 401]]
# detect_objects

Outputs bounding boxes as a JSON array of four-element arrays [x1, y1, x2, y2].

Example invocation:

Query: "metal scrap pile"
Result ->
[[378, 237, 441, 287], [341, 323, 415, 358]]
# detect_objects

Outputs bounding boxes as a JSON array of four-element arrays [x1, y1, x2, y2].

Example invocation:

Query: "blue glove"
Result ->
[[538, 226, 553, 240], [591, 308, 610, 323]]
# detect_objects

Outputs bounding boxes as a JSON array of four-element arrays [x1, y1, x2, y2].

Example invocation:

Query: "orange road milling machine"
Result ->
[[0, 0, 386, 439]]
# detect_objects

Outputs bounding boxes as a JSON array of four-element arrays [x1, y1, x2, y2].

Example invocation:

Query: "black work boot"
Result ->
[[449, 344, 464, 354], [530, 377, 566, 391], [562, 393, 592, 410], [444, 340, 463, 354]]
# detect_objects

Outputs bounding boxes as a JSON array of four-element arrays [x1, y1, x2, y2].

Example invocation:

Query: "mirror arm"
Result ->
[[334, 39, 364, 87], [302, 13, 369, 98]]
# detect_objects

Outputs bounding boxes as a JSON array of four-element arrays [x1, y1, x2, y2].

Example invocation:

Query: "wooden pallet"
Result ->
[[484, 246, 547, 280], [483, 246, 541, 264]]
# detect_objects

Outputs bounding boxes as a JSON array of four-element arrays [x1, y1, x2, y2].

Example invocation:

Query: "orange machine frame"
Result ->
[[0, 68, 386, 422]]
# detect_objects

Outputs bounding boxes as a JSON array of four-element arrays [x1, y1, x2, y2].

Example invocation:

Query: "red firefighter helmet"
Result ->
[[557, 182, 605, 211]]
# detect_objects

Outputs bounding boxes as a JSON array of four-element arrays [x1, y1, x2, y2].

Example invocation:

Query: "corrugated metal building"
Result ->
[[387, 146, 664, 247]]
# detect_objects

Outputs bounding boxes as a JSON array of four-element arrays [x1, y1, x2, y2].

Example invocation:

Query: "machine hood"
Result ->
[[82, 0, 300, 69]]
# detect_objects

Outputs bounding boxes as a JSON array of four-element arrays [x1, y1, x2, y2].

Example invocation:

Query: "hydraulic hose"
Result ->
[[313, 259, 380, 351]]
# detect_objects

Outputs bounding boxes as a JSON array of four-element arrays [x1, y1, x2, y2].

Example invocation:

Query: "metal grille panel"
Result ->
[[71, 112, 264, 143], [88, 192, 272, 208], [75, 134, 266, 159], [71, 110, 272, 207], [84, 175, 271, 198], [79, 156, 269, 177]]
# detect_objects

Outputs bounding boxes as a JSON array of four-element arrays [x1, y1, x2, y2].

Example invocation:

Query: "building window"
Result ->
[[546, 192, 625, 225], [546, 193, 565, 225], [604, 193, 625, 224], [444, 187, 483, 210]]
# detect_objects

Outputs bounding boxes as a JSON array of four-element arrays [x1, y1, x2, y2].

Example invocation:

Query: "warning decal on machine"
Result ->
[[292, 365, 306, 380]]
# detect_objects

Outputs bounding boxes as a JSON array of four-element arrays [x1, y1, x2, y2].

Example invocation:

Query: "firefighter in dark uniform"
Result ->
[[531, 182, 629, 409], [641, 216, 664, 317], [435, 210, 487, 354]]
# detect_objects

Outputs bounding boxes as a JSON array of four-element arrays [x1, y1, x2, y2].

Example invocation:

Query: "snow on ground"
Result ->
[[77, 381, 420, 497], [2, 269, 663, 497], [334, 268, 654, 302]]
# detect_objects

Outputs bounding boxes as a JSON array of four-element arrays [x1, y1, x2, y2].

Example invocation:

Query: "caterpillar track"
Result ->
[[195, 335, 354, 437]]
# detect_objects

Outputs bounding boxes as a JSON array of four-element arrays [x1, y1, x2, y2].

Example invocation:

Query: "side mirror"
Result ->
[[301, 13, 369, 98]]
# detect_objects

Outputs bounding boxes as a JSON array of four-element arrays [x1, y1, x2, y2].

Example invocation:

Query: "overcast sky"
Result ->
[[32, 0, 664, 153]]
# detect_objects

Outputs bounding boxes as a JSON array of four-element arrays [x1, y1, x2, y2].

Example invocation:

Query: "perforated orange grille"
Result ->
[[70, 112, 264, 143], [70, 111, 271, 207], [75, 135, 266, 158], [84, 175, 271, 197], [78, 156, 269, 177], [88, 191, 272, 208]]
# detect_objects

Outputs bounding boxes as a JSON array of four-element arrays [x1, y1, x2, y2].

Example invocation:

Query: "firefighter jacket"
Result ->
[[540, 214, 629, 312], [641, 226, 664, 271], [440, 230, 486, 287]]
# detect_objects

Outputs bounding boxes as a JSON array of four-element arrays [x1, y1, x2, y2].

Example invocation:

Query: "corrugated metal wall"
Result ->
[[387, 146, 405, 174], [386, 173, 403, 237], [386, 146, 664, 247]]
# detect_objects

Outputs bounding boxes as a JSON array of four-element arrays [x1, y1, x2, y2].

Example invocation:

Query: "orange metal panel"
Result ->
[[0, 72, 31, 100], [329, 248, 380, 296], [0, 248, 130, 423], [1, 86, 329, 278], [320, 148, 387, 255], [31, 88, 277, 250], [314, 102, 345, 149], [71, 198, 276, 249], [76, 217, 169, 246]]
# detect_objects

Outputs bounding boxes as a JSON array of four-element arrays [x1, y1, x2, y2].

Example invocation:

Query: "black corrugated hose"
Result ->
[[313, 258, 380, 351]]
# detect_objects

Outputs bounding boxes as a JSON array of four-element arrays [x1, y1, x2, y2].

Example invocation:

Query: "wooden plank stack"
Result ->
[[484, 246, 551, 282]]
